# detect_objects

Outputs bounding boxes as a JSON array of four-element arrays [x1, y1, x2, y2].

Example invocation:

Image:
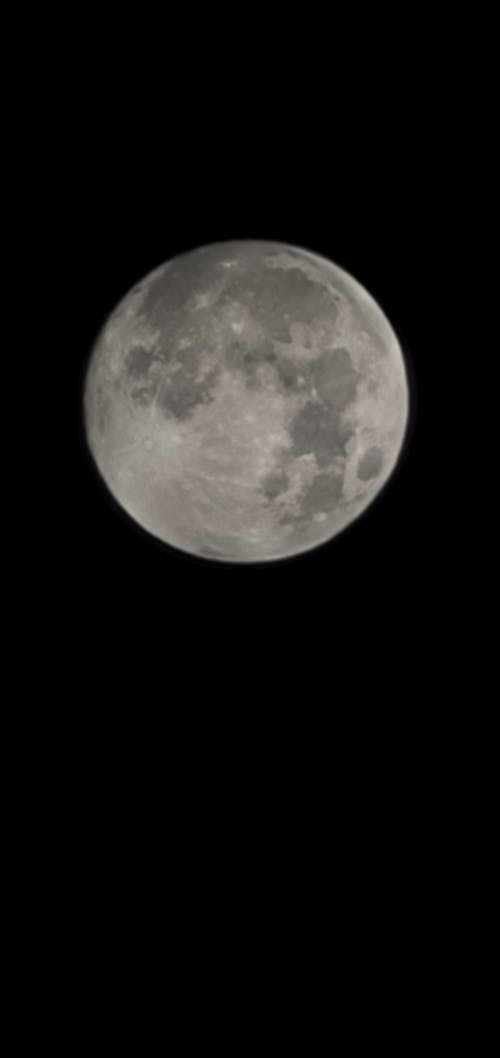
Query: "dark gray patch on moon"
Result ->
[[311, 347, 360, 409], [276, 356, 306, 392], [140, 247, 340, 354], [171, 340, 205, 375], [125, 344, 155, 379], [357, 446, 383, 480], [128, 249, 344, 414], [240, 265, 336, 342], [139, 258, 210, 327], [227, 337, 281, 389], [289, 400, 352, 466], [131, 383, 156, 406], [126, 331, 223, 421], [158, 366, 220, 421], [93, 386, 110, 434], [301, 469, 344, 511], [277, 468, 344, 530], [260, 466, 289, 501]]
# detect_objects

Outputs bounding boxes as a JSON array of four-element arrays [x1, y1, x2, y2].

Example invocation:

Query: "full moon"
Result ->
[[83, 241, 410, 563]]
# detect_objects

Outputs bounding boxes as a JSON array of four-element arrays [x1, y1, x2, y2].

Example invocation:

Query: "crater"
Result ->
[[357, 446, 383, 481]]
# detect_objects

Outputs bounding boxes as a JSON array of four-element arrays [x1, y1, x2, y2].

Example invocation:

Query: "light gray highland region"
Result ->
[[83, 240, 410, 562]]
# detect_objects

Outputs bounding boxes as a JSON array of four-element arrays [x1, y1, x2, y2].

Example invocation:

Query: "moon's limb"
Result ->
[[83, 240, 410, 562]]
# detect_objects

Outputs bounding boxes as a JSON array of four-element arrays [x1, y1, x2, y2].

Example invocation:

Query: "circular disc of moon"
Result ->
[[83, 241, 410, 563]]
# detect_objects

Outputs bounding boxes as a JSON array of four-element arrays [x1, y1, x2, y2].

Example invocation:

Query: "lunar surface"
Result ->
[[83, 241, 410, 562]]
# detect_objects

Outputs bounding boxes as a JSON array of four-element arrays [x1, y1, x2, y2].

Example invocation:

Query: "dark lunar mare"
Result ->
[[357, 446, 383, 480], [311, 347, 360, 409], [288, 400, 353, 467], [157, 365, 220, 420], [125, 345, 155, 378], [125, 249, 346, 419]]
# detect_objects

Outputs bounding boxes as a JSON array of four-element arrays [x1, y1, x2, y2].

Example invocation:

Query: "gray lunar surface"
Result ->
[[83, 240, 410, 562]]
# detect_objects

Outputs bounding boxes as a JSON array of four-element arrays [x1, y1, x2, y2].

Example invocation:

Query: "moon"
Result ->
[[83, 240, 410, 563]]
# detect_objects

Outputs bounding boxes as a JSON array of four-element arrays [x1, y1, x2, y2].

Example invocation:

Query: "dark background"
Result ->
[[18, 17, 497, 1007]]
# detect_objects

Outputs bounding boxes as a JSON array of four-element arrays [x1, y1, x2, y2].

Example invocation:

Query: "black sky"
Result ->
[[17, 18, 497, 1007]]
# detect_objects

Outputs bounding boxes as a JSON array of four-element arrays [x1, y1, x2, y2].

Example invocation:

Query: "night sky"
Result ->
[[17, 16, 497, 1010]]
